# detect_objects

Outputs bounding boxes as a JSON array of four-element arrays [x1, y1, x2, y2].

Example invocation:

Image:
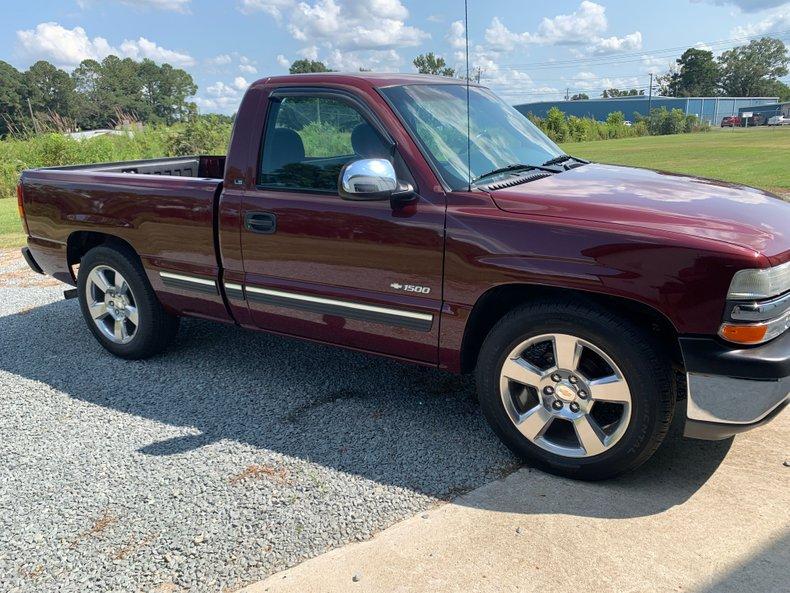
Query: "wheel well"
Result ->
[[66, 231, 139, 281], [459, 284, 683, 375]]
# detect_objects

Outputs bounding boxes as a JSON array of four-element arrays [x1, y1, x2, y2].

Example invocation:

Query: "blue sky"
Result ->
[[2, 0, 789, 113]]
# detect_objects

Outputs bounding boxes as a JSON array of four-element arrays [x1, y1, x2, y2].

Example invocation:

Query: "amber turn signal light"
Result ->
[[718, 323, 769, 345]]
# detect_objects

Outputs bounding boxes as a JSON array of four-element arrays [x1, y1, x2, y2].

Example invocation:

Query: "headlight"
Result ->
[[727, 261, 790, 299], [721, 262, 790, 345]]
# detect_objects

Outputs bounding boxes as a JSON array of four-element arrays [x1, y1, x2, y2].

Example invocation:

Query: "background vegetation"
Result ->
[[0, 116, 232, 200], [0, 56, 197, 136]]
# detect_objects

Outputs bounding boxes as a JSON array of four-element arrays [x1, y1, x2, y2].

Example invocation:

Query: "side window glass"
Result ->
[[259, 96, 391, 192]]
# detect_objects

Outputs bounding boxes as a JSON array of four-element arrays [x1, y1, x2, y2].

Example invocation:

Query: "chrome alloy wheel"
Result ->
[[499, 333, 632, 458], [85, 265, 139, 344]]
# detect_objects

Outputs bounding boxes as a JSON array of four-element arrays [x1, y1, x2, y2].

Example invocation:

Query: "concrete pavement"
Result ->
[[241, 411, 789, 593]]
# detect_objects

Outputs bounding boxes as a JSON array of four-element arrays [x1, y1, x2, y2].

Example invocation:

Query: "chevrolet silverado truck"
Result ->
[[18, 73, 789, 480]]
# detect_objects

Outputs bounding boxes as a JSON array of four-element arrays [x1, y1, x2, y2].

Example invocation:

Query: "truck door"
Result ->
[[237, 89, 445, 364]]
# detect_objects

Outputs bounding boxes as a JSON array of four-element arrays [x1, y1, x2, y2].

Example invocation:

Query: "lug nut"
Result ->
[[569, 376, 578, 384], [543, 386, 555, 396], [578, 390, 588, 400], [552, 400, 563, 410], [569, 402, 580, 413], [551, 373, 562, 382]]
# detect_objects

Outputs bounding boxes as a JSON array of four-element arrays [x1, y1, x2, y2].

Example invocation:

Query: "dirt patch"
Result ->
[[229, 464, 290, 486]]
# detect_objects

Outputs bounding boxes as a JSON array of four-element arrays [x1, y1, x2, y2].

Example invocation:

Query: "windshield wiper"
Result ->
[[472, 163, 544, 184], [542, 154, 589, 168]]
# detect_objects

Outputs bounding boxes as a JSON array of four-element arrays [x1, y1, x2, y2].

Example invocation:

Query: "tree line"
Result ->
[[0, 57, 197, 136]]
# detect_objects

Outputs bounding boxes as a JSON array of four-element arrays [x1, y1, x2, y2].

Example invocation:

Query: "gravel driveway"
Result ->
[[0, 249, 517, 592]]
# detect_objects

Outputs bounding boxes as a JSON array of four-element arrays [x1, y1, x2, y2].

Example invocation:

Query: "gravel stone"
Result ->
[[0, 250, 517, 592]]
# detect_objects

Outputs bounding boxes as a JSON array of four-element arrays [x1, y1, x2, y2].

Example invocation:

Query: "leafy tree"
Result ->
[[570, 93, 589, 100], [718, 37, 789, 97], [289, 59, 332, 74], [413, 53, 455, 77], [0, 61, 27, 135], [666, 48, 720, 97], [762, 79, 790, 102], [25, 61, 77, 119], [601, 88, 644, 98]]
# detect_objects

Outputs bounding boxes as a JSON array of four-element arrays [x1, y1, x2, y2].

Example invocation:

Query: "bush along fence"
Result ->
[[527, 106, 710, 144]]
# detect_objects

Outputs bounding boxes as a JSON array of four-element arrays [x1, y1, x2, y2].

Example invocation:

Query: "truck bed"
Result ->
[[20, 155, 227, 317], [39, 155, 226, 179]]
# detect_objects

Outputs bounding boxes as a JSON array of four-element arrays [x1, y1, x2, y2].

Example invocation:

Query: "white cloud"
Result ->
[[325, 48, 402, 71], [118, 37, 195, 66], [484, 17, 533, 52], [288, 0, 427, 51], [276, 54, 290, 68], [16, 22, 194, 68], [483, 2, 640, 54], [536, 0, 608, 44], [589, 31, 642, 54], [241, 0, 425, 68], [693, 0, 789, 13], [238, 0, 294, 19], [481, 1, 646, 69], [233, 76, 249, 90], [206, 81, 239, 97], [239, 56, 258, 74], [446, 20, 466, 50], [208, 54, 232, 66], [730, 4, 790, 36]]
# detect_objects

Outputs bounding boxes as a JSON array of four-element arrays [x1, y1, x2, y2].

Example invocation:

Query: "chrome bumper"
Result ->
[[684, 374, 788, 440], [680, 334, 790, 440]]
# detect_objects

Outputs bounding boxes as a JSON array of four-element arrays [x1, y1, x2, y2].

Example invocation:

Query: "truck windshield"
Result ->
[[380, 84, 565, 190]]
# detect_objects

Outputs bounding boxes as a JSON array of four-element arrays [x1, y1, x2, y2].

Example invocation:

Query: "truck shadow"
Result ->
[[0, 299, 733, 519]]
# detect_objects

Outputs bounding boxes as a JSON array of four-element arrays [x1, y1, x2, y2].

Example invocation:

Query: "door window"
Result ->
[[259, 96, 391, 192]]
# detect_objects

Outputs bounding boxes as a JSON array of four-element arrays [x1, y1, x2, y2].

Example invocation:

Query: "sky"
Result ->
[[1, 0, 789, 113]]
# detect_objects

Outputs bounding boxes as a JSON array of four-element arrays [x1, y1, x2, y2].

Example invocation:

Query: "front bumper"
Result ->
[[680, 332, 790, 440]]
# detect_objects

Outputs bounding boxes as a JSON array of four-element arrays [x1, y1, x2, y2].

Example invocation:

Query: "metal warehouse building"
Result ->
[[738, 101, 790, 119], [515, 96, 779, 125]]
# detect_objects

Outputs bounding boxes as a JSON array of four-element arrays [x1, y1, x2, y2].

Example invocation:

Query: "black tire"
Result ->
[[77, 244, 179, 359], [476, 299, 674, 480]]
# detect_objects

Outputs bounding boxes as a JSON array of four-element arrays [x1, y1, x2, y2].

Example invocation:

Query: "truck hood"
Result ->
[[490, 163, 789, 264]]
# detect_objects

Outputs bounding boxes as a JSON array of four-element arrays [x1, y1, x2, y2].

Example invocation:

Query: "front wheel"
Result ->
[[476, 300, 674, 480], [77, 245, 179, 359]]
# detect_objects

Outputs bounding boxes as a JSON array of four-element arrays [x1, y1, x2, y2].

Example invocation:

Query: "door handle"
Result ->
[[245, 211, 277, 234]]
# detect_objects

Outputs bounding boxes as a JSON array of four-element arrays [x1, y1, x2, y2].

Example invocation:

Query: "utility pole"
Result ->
[[565, 87, 569, 101], [648, 73, 654, 115], [474, 67, 483, 84]]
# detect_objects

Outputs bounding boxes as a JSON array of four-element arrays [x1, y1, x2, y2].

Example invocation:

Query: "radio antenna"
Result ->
[[464, 0, 471, 191]]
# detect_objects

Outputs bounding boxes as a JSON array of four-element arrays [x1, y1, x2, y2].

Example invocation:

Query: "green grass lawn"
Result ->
[[0, 128, 787, 250], [562, 127, 790, 197], [0, 198, 24, 249]]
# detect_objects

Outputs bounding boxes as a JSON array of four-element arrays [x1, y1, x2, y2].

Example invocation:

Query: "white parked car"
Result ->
[[767, 115, 790, 126]]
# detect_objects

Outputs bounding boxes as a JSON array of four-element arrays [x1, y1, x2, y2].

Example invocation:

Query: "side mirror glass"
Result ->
[[339, 159, 397, 201]]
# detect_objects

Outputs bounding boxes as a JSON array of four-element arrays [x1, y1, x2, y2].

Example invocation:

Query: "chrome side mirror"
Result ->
[[339, 159, 398, 201]]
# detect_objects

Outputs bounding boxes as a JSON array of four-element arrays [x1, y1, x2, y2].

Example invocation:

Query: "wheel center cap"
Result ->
[[555, 383, 577, 403]]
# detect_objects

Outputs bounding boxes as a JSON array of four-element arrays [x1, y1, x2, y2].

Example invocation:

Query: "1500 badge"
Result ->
[[390, 282, 431, 294]]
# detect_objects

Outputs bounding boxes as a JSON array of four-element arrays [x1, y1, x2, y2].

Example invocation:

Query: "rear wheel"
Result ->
[[476, 300, 674, 480], [77, 245, 179, 359]]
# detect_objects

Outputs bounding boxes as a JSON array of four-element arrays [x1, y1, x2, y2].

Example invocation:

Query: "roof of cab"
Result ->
[[254, 72, 475, 88]]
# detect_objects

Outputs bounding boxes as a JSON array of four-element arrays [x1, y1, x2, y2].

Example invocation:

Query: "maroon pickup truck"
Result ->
[[18, 73, 789, 479]]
